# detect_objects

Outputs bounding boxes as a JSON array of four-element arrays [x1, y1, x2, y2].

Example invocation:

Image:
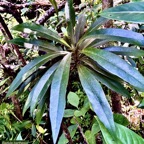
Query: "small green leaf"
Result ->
[[78, 65, 116, 136], [50, 53, 71, 144], [64, 109, 75, 118], [32, 124, 36, 137], [36, 125, 45, 134], [114, 113, 129, 126], [68, 92, 80, 108], [82, 48, 144, 92]]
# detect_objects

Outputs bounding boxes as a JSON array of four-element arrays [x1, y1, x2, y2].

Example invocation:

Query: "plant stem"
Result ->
[[0, 14, 26, 66], [61, 122, 73, 144]]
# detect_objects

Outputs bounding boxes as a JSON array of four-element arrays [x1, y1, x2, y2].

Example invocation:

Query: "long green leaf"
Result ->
[[30, 62, 60, 115], [65, 0, 75, 44], [81, 28, 144, 46], [7, 52, 65, 97], [82, 48, 144, 92], [104, 46, 144, 57], [65, 0, 75, 30], [98, 117, 144, 144], [78, 65, 116, 136], [12, 23, 70, 47], [91, 71, 130, 98], [23, 62, 60, 116], [49, 0, 58, 15], [10, 38, 61, 51], [100, 2, 144, 23], [50, 53, 71, 144], [74, 13, 86, 43], [18, 70, 42, 96]]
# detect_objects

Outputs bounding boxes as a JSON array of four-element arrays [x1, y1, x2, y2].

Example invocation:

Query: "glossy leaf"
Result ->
[[100, 2, 144, 23], [115, 123, 144, 144], [6, 52, 64, 97], [65, 0, 75, 42], [18, 70, 41, 96], [74, 13, 86, 43], [78, 65, 116, 135], [98, 117, 144, 144], [82, 48, 144, 92], [104, 46, 144, 57], [114, 113, 129, 126], [91, 71, 130, 98], [81, 28, 144, 46], [50, 53, 71, 144], [12, 23, 70, 47], [23, 62, 59, 116]]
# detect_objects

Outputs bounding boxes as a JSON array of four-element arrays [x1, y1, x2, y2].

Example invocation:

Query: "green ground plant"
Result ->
[[6, 0, 144, 143]]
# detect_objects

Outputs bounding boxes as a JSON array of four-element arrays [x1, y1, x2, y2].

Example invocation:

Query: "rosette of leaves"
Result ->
[[7, 0, 144, 143]]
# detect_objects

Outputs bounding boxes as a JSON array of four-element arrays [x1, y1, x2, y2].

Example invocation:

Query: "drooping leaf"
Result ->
[[23, 62, 59, 116], [82, 48, 144, 92], [7, 52, 65, 97], [82, 57, 122, 82], [100, 2, 144, 23], [10, 38, 61, 51], [89, 71, 130, 98], [50, 53, 71, 144], [64, 109, 75, 118], [78, 65, 116, 136], [81, 28, 144, 46], [12, 23, 70, 47], [104, 46, 144, 57]]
